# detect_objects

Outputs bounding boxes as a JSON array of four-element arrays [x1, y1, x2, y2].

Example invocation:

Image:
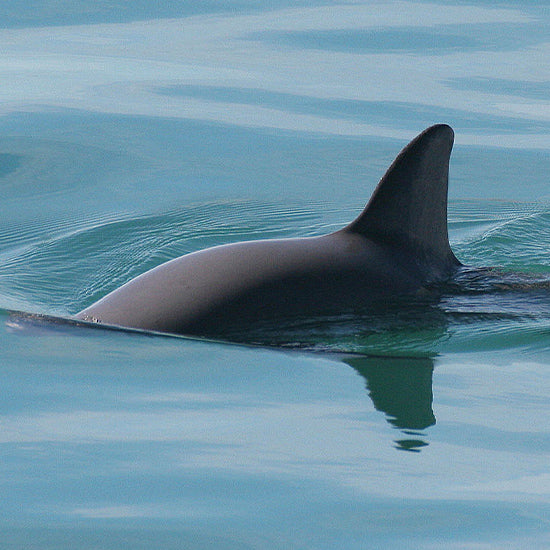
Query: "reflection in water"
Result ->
[[205, 292, 451, 357], [345, 355, 435, 452]]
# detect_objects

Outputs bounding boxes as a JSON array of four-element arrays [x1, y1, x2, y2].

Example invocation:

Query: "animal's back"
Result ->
[[77, 232, 419, 334], [76, 124, 460, 338]]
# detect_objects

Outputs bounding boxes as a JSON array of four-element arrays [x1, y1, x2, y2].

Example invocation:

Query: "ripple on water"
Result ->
[[0, 200, 332, 315], [450, 200, 550, 270], [1, 199, 549, 355]]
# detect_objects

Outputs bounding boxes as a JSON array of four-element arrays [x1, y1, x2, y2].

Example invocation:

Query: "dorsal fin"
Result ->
[[344, 124, 460, 272]]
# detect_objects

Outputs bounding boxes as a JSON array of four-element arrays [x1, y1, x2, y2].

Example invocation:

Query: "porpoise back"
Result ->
[[76, 124, 461, 336]]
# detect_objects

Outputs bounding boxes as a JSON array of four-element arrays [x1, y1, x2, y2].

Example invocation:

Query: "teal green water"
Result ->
[[1, 1, 549, 548]]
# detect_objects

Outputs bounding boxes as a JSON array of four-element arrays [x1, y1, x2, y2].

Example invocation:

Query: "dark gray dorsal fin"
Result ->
[[345, 124, 460, 271]]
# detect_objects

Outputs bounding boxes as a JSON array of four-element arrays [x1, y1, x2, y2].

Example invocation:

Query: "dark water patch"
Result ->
[[448, 77, 550, 101], [0, 154, 23, 178], [0, 0, 332, 29], [251, 22, 548, 54], [253, 28, 477, 54], [156, 85, 550, 136]]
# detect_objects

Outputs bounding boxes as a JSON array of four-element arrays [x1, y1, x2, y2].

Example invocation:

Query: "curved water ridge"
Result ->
[[0, 200, 329, 315], [1, 200, 549, 354]]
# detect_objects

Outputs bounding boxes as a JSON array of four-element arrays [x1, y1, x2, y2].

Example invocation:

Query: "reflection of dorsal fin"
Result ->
[[344, 124, 460, 272], [346, 355, 436, 431]]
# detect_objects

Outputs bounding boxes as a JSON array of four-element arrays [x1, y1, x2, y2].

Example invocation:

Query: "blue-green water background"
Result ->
[[0, 1, 549, 548]]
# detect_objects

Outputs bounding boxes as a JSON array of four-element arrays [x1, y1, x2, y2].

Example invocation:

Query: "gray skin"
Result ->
[[76, 124, 461, 337]]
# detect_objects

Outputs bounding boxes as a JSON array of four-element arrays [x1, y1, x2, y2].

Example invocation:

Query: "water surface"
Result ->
[[0, 1, 549, 548]]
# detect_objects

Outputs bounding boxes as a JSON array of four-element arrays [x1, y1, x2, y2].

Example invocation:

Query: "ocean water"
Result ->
[[0, 1, 549, 548]]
